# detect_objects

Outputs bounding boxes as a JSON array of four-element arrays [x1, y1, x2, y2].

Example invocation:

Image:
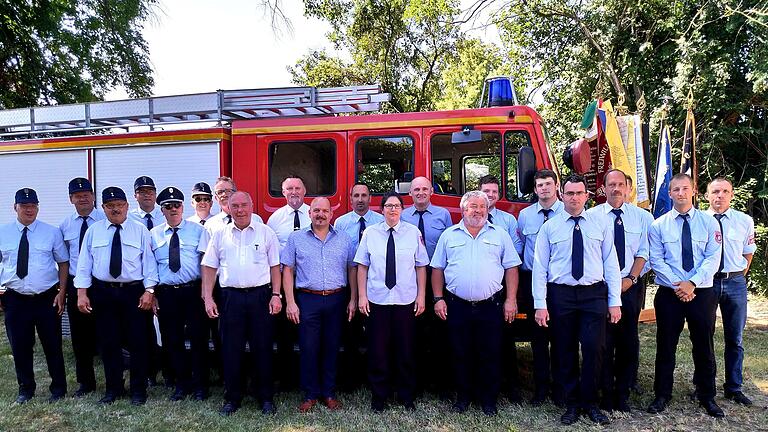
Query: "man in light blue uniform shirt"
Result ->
[[516, 169, 564, 406], [431, 190, 521, 416], [647, 173, 723, 418], [401, 175, 453, 395], [75, 186, 159, 406], [587, 169, 653, 412], [59, 177, 105, 398], [0, 188, 69, 404], [704, 178, 756, 406], [151, 186, 209, 402], [282, 197, 357, 413], [334, 182, 384, 251], [332, 182, 382, 389], [533, 174, 622, 426], [128, 176, 163, 230]]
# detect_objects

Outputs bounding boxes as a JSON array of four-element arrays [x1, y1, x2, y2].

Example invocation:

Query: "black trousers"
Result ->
[[156, 282, 209, 393], [602, 280, 643, 402], [446, 291, 504, 407], [548, 282, 607, 409], [2, 286, 67, 397], [653, 286, 717, 401], [367, 302, 416, 403], [296, 290, 346, 400], [90, 280, 150, 397], [220, 285, 274, 404], [416, 268, 451, 395], [518, 270, 562, 398], [66, 274, 97, 389], [340, 296, 366, 391]]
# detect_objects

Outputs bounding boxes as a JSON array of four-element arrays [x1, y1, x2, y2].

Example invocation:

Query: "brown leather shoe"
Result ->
[[322, 397, 342, 410], [298, 399, 317, 413]]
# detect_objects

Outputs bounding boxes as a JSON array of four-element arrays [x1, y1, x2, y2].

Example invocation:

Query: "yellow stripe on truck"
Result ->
[[0, 132, 228, 153]]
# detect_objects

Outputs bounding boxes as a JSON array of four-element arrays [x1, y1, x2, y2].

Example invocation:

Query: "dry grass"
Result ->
[[1, 295, 767, 431]]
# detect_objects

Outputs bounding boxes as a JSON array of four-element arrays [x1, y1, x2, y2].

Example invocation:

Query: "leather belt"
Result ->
[[446, 289, 502, 306], [97, 280, 142, 289], [159, 280, 199, 289], [714, 271, 743, 280], [298, 287, 344, 296], [221, 284, 270, 292]]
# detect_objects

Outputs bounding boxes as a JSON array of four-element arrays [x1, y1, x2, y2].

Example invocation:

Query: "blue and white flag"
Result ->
[[652, 124, 673, 218]]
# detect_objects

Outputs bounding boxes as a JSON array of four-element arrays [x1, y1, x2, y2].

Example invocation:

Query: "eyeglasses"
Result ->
[[162, 202, 182, 210], [563, 191, 587, 197], [214, 188, 235, 197], [194, 196, 212, 203], [104, 202, 127, 211], [383, 204, 402, 210]]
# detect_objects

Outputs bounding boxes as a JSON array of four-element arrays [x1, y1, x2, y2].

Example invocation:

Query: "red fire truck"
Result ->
[[0, 83, 559, 225]]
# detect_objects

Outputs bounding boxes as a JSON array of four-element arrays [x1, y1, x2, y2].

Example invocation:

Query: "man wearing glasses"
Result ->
[[151, 187, 209, 402], [532, 174, 622, 426], [187, 182, 215, 225], [204, 176, 263, 234], [128, 176, 163, 230]]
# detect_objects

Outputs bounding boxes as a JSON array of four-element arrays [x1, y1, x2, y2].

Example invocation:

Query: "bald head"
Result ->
[[309, 196, 332, 230], [229, 191, 254, 229], [410, 176, 433, 210]]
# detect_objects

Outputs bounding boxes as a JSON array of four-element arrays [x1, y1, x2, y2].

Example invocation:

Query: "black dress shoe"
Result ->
[[262, 400, 277, 415], [647, 396, 669, 414], [725, 391, 753, 406], [15, 394, 33, 404], [48, 393, 65, 403], [192, 390, 209, 401], [73, 385, 95, 398], [482, 404, 498, 416], [700, 399, 725, 418], [614, 398, 631, 413], [560, 407, 580, 425], [451, 399, 469, 413], [219, 401, 239, 416], [131, 394, 147, 406], [169, 389, 187, 402], [99, 392, 123, 405], [586, 407, 610, 425]]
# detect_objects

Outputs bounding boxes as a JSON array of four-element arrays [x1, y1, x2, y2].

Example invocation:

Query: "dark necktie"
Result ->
[[293, 209, 300, 231], [17, 227, 29, 279], [226, 214, 232, 224], [385, 227, 397, 289], [488, 212, 494, 224], [169, 227, 181, 273], [79, 216, 89, 252], [144, 213, 153, 230], [714, 214, 725, 272], [571, 216, 584, 280], [416, 210, 427, 241], [199, 219, 206, 226], [540, 208, 552, 222], [680, 214, 694, 272], [611, 208, 625, 270], [358, 216, 366, 242], [109, 224, 122, 278]]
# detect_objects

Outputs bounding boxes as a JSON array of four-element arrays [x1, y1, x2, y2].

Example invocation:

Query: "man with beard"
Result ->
[[430, 190, 521, 416], [202, 191, 282, 416], [587, 169, 653, 412], [59, 177, 104, 397], [0, 188, 69, 404], [75, 186, 158, 406], [281, 197, 356, 412], [332, 182, 382, 388], [533, 174, 622, 425]]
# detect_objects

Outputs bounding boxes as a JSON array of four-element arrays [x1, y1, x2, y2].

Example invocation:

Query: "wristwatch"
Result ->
[[626, 275, 638, 284], [145, 288, 155, 295], [272, 292, 283, 299], [433, 296, 445, 305]]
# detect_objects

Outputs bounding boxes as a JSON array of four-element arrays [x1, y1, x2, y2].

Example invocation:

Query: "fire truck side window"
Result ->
[[268, 140, 336, 196], [430, 132, 501, 195], [355, 136, 415, 194], [504, 130, 533, 200]]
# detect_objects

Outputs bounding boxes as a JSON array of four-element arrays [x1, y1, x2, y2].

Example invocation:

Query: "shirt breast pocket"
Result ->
[[154, 240, 169, 263], [446, 240, 466, 263], [482, 237, 502, 258], [522, 225, 539, 241], [583, 229, 605, 256], [122, 239, 143, 275], [91, 238, 110, 269], [0, 242, 18, 266], [691, 232, 708, 258], [726, 226, 746, 245], [624, 226, 643, 254], [251, 244, 268, 265]]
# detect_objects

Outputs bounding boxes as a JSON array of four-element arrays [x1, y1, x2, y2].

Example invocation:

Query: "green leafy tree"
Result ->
[[0, 0, 156, 108]]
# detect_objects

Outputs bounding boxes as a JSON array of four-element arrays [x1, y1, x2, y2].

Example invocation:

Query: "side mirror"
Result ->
[[517, 146, 536, 194], [451, 127, 482, 144]]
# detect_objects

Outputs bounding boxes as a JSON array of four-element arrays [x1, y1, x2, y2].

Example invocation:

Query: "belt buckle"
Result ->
[[322, 290, 329, 296]]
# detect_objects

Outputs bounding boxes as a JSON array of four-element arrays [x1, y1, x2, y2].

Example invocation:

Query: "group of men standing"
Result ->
[[0, 168, 755, 425]]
